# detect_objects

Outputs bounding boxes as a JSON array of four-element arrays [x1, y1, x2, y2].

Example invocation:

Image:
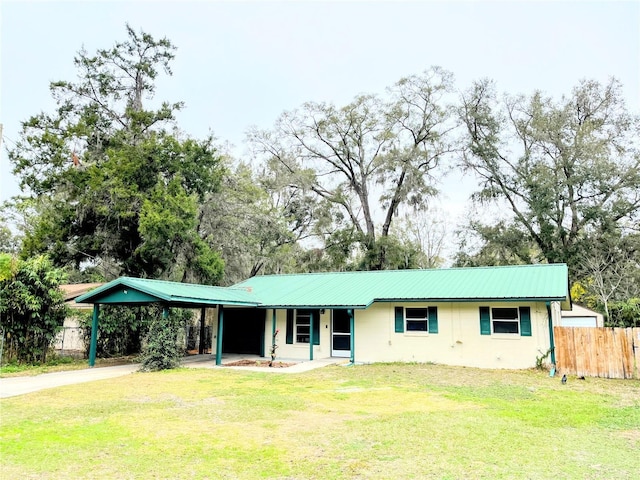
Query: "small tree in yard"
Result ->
[[269, 329, 279, 367], [140, 307, 190, 371]]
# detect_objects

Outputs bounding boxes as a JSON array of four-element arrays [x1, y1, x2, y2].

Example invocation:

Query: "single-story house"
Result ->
[[559, 304, 604, 327], [76, 263, 571, 370]]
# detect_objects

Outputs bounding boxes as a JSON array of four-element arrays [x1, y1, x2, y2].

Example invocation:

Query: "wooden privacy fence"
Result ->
[[554, 327, 640, 379]]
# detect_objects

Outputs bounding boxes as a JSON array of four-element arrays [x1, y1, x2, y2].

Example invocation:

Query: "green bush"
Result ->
[[607, 298, 640, 327], [0, 254, 68, 364], [140, 308, 191, 371], [80, 305, 152, 358]]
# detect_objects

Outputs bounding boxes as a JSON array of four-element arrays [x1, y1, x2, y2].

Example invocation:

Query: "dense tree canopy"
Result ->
[[458, 78, 640, 275], [7, 25, 224, 283], [249, 67, 456, 269]]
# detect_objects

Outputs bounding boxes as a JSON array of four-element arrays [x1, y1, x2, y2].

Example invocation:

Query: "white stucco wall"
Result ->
[[263, 308, 332, 360], [217, 302, 557, 370], [352, 302, 552, 369]]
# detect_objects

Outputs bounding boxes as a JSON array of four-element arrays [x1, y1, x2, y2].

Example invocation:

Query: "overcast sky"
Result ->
[[1, 1, 639, 231]]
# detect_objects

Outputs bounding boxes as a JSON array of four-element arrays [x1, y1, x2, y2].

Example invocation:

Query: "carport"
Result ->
[[75, 277, 262, 367]]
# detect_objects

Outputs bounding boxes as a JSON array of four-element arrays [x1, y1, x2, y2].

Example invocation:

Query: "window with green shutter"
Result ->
[[479, 306, 533, 336], [286, 309, 294, 344], [519, 306, 532, 336], [396, 306, 438, 334], [479, 307, 491, 335], [395, 307, 404, 333], [287, 309, 320, 345], [428, 306, 438, 334]]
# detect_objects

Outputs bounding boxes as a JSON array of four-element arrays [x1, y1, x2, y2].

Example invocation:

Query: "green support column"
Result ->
[[89, 304, 100, 367], [348, 309, 355, 364], [309, 310, 314, 361], [162, 306, 169, 319], [198, 307, 206, 355], [546, 302, 556, 366], [216, 305, 224, 366]]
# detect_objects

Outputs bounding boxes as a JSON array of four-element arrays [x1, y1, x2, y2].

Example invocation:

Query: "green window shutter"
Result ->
[[479, 307, 491, 335], [394, 306, 404, 333], [519, 306, 532, 337], [312, 309, 320, 345], [286, 309, 294, 344], [428, 307, 438, 334]]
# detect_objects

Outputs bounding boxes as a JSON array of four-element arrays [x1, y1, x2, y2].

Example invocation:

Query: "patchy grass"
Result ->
[[1, 364, 639, 479]]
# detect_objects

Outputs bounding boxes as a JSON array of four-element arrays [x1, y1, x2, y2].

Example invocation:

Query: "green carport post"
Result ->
[[309, 310, 314, 361], [216, 305, 224, 366], [546, 302, 556, 366], [348, 309, 355, 364], [89, 304, 100, 367]]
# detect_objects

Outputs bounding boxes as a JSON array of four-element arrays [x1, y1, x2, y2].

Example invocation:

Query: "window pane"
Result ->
[[333, 311, 350, 333], [296, 318, 310, 343], [333, 335, 350, 350], [492, 308, 518, 320], [407, 320, 427, 331], [406, 308, 428, 319], [493, 320, 519, 334]]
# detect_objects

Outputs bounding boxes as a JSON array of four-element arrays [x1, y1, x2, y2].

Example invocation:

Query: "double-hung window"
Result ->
[[295, 310, 311, 343], [492, 308, 519, 334], [479, 306, 531, 336], [285, 309, 320, 345], [406, 308, 429, 331], [395, 306, 438, 333]]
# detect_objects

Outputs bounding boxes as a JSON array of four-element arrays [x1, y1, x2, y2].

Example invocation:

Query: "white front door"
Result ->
[[331, 310, 351, 357]]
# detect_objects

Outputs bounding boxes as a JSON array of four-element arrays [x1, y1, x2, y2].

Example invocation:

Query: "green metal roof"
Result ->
[[233, 264, 571, 309], [76, 264, 570, 310], [75, 277, 260, 307]]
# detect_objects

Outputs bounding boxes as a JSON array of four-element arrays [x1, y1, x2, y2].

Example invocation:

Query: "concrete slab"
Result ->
[[0, 363, 139, 399], [183, 355, 347, 373]]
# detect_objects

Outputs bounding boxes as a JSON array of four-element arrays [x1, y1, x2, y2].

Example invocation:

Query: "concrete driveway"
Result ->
[[0, 363, 140, 398], [0, 355, 345, 398]]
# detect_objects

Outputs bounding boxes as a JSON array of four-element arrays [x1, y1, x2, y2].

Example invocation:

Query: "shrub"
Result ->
[[80, 305, 152, 358], [0, 254, 68, 364], [140, 308, 191, 371]]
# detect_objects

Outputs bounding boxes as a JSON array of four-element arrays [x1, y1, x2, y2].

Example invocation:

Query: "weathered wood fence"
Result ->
[[554, 327, 640, 379]]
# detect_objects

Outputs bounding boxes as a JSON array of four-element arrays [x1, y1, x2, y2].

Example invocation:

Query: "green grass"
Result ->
[[1, 364, 639, 479]]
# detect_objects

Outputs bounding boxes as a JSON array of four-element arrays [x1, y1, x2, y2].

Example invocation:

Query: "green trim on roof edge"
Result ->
[[76, 276, 261, 307]]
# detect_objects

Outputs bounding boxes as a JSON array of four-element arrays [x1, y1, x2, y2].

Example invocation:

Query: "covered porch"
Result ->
[[75, 277, 357, 366]]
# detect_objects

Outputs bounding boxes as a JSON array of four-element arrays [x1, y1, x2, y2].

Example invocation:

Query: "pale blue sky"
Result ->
[[1, 0, 639, 214]]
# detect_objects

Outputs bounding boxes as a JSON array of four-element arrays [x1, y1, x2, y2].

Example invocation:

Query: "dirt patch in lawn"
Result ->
[[224, 359, 297, 368]]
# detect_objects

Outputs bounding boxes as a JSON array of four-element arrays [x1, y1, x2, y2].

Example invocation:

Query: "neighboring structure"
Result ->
[[559, 304, 604, 327], [77, 264, 571, 370], [53, 283, 103, 354]]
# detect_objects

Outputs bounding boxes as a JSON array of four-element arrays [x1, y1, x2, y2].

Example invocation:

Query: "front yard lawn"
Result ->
[[1, 364, 639, 479]]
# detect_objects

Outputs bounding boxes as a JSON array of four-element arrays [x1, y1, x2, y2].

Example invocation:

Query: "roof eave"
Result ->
[[258, 304, 369, 310]]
